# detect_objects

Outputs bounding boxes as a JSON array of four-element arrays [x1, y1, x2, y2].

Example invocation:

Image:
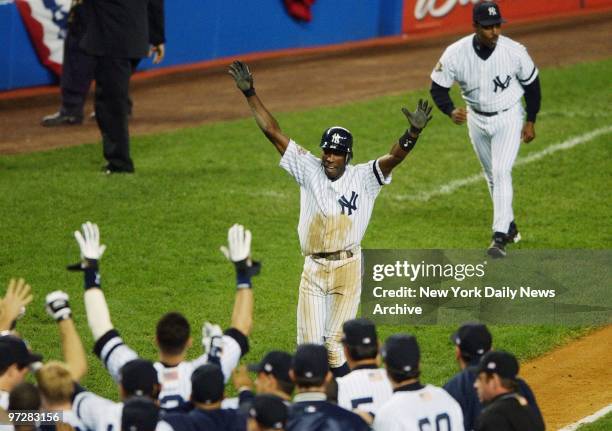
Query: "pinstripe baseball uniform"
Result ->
[[337, 365, 393, 415], [431, 34, 538, 235], [373, 384, 464, 431], [93, 329, 243, 411], [280, 140, 391, 367]]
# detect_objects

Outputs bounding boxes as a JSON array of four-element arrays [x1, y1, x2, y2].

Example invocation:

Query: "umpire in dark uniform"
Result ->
[[444, 323, 544, 430], [474, 351, 545, 431], [80, 0, 165, 173]]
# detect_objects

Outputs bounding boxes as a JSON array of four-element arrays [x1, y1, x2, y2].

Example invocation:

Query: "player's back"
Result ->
[[374, 384, 464, 431], [337, 366, 393, 415], [155, 360, 202, 411]]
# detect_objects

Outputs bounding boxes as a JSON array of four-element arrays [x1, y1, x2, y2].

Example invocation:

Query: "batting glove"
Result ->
[[220, 224, 261, 289], [202, 321, 223, 366], [228, 61, 255, 97], [45, 291, 72, 321], [67, 221, 105, 290]]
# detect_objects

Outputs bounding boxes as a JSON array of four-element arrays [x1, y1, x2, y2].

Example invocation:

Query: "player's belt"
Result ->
[[472, 107, 512, 117], [311, 250, 354, 261]]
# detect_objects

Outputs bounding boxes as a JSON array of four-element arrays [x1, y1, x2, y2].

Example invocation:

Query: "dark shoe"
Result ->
[[103, 164, 134, 174], [41, 111, 83, 127], [506, 221, 521, 244], [487, 233, 507, 258]]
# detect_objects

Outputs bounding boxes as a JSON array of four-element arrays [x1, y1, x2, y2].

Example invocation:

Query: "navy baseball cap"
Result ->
[[120, 359, 159, 397], [451, 323, 492, 358], [477, 350, 519, 380], [292, 344, 329, 381], [248, 394, 289, 430], [382, 334, 420, 375], [0, 335, 42, 369], [248, 351, 293, 383], [473, 1, 506, 26], [342, 318, 378, 347], [121, 396, 160, 431], [191, 363, 224, 404]]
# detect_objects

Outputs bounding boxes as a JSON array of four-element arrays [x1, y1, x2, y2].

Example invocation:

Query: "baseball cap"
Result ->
[[248, 394, 289, 430], [248, 351, 293, 383], [291, 344, 329, 381], [382, 334, 420, 375], [451, 323, 492, 358], [320, 126, 353, 154], [120, 359, 159, 397], [121, 396, 160, 431], [477, 350, 519, 380], [191, 363, 224, 404], [0, 335, 43, 369], [473, 1, 506, 26], [342, 318, 378, 347]]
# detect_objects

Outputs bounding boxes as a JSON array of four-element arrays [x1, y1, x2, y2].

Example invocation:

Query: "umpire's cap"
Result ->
[[477, 351, 519, 380], [320, 126, 353, 159]]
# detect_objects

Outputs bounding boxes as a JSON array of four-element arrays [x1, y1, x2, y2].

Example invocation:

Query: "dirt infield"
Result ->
[[522, 325, 612, 430], [0, 12, 611, 155], [1, 11, 611, 429]]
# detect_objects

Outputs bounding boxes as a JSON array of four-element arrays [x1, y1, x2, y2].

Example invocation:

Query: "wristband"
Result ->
[[398, 129, 419, 153], [234, 259, 261, 289], [67, 259, 100, 290], [242, 88, 256, 97]]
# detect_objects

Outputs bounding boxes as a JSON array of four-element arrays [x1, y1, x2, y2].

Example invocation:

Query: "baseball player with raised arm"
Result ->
[[374, 334, 464, 431], [69, 222, 259, 411], [430, 1, 541, 258], [229, 60, 432, 377]]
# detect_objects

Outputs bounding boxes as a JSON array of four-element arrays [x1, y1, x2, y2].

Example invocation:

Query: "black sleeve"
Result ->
[[224, 327, 250, 357], [430, 81, 455, 116], [521, 76, 541, 123], [148, 0, 165, 45]]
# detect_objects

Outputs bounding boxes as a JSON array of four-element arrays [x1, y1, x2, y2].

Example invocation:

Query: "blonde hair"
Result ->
[[35, 361, 74, 405]]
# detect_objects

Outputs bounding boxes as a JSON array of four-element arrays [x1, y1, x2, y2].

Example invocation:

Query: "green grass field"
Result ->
[[1, 58, 610, 406], [577, 412, 612, 430]]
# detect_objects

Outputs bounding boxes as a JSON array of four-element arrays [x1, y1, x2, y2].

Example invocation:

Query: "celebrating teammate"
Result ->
[[229, 60, 432, 376], [430, 1, 541, 258], [374, 334, 464, 430], [69, 221, 258, 411]]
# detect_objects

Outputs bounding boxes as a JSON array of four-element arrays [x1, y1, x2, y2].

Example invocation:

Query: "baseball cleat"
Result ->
[[41, 111, 83, 127], [487, 233, 507, 258], [506, 221, 521, 244]]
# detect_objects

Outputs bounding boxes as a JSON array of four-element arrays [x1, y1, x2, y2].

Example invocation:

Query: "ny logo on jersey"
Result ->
[[493, 75, 512, 92], [331, 133, 346, 144], [488, 6, 497, 16], [338, 191, 358, 216]]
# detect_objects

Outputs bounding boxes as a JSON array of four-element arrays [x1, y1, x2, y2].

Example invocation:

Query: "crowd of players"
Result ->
[[0, 222, 545, 431]]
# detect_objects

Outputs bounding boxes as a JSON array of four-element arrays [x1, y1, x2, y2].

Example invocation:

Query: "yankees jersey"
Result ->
[[374, 383, 464, 431], [337, 365, 393, 415], [73, 390, 172, 431], [94, 329, 245, 411], [280, 140, 391, 255], [431, 35, 538, 113]]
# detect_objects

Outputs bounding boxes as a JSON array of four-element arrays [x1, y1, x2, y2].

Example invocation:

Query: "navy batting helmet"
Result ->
[[320, 126, 353, 162]]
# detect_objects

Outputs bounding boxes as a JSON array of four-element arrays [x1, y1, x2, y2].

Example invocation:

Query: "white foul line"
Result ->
[[392, 125, 612, 202], [557, 404, 612, 431]]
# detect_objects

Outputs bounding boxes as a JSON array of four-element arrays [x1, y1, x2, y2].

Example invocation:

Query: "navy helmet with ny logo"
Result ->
[[320, 126, 353, 162], [338, 191, 358, 216]]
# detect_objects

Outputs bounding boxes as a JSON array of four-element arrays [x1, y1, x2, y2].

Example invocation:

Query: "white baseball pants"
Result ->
[[467, 103, 524, 234], [297, 253, 362, 368]]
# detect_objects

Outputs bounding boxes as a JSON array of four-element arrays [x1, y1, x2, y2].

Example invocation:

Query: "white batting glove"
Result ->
[[74, 221, 106, 260], [220, 224, 251, 263], [202, 321, 223, 353], [45, 291, 72, 321]]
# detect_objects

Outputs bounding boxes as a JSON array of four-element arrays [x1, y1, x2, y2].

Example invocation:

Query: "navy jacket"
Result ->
[[288, 398, 370, 431], [163, 407, 246, 431]]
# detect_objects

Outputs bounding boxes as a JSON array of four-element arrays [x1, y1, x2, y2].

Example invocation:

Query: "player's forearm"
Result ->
[[522, 76, 541, 123], [247, 95, 288, 154], [230, 288, 253, 336], [430, 81, 455, 116], [58, 319, 88, 381], [84, 288, 114, 341]]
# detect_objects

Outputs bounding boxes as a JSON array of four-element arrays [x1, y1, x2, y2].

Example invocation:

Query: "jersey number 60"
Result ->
[[418, 413, 451, 431]]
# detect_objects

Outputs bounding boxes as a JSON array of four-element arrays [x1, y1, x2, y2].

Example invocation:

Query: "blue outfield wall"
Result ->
[[0, 0, 404, 91]]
